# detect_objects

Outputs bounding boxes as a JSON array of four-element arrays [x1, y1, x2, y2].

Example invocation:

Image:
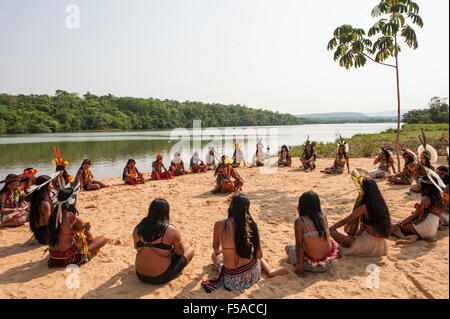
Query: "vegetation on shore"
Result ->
[[0, 90, 303, 134], [290, 124, 449, 158]]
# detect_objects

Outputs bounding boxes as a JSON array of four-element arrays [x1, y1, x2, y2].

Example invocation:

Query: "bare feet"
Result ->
[[267, 268, 289, 278]]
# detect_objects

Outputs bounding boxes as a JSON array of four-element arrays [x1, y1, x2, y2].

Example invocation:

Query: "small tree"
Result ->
[[327, 0, 423, 170]]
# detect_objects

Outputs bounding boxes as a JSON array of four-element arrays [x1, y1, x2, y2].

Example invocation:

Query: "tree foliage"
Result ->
[[0, 91, 302, 134], [402, 97, 449, 124]]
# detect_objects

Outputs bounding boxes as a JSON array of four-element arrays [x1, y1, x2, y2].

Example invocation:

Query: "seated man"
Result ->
[[169, 152, 186, 176], [190, 152, 207, 173], [151, 154, 172, 180], [278, 145, 292, 167], [123, 159, 145, 185], [212, 157, 244, 194], [0, 174, 29, 228]]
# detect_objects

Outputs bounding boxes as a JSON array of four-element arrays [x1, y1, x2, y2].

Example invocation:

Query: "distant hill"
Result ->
[[296, 109, 417, 123]]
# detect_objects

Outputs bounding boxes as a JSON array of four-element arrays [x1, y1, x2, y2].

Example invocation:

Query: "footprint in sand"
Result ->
[[108, 238, 122, 246]]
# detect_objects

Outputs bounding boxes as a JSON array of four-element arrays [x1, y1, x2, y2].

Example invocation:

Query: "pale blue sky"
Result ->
[[0, 0, 448, 114]]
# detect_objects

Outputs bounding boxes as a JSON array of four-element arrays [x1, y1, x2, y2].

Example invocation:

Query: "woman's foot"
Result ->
[[266, 268, 289, 278]]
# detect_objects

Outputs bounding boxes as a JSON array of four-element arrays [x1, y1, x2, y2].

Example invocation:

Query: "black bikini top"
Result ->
[[136, 224, 172, 251]]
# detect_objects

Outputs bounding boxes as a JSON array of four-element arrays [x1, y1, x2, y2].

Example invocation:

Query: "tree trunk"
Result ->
[[394, 36, 401, 172]]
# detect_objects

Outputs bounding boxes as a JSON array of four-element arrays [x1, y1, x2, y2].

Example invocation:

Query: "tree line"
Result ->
[[402, 97, 449, 124], [0, 90, 303, 134]]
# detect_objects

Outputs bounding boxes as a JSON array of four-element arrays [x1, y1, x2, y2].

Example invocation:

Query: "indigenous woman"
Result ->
[[19, 168, 38, 194], [278, 145, 292, 167], [28, 174, 59, 245], [206, 148, 218, 171], [436, 166, 449, 227], [300, 137, 316, 172], [78, 159, 107, 191], [47, 187, 107, 268], [169, 152, 186, 176], [387, 147, 416, 185], [0, 174, 29, 228], [123, 159, 145, 185], [211, 157, 244, 194], [133, 198, 194, 284], [285, 192, 338, 276], [202, 193, 288, 292], [151, 154, 172, 180], [322, 137, 350, 174], [190, 152, 207, 173], [232, 140, 245, 168], [369, 148, 396, 178], [391, 172, 445, 245], [52, 147, 73, 192], [329, 171, 391, 256], [252, 138, 265, 167], [410, 150, 436, 193]]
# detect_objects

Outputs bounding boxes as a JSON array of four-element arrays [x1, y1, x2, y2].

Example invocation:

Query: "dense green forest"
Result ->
[[402, 97, 449, 124], [0, 90, 303, 134]]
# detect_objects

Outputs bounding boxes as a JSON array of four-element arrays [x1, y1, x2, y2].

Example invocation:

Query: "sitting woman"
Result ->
[[329, 178, 391, 256], [285, 191, 339, 276], [47, 187, 108, 268], [190, 152, 207, 173], [123, 159, 145, 185], [391, 176, 444, 245], [133, 198, 194, 284], [410, 150, 436, 193], [369, 148, 396, 178], [387, 148, 416, 185], [278, 145, 292, 167], [436, 166, 449, 226], [151, 154, 172, 180], [28, 175, 57, 245], [300, 139, 316, 172], [169, 152, 186, 176], [202, 193, 288, 293], [19, 168, 38, 194], [211, 157, 244, 194], [0, 174, 29, 228], [322, 138, 350, 174], [206, 148, 218, 171], [79, 159, 107, 191]]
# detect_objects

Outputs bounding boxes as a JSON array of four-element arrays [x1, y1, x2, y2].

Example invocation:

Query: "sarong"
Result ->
[[0, 210, 28, 227], [202, 258, 261, 293], [413, 213, 440, 240], [340, 230, 388, 257], [151, 172, 172, 180], [48, 243, 84, 268], [286, 240, 338, 273], [369, 168, 388, 178]]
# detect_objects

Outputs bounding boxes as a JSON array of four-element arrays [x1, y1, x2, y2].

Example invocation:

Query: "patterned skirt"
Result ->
[[286, 240, 338, 273], [202, 258, 261, 293], [341, 230, 388, 257]]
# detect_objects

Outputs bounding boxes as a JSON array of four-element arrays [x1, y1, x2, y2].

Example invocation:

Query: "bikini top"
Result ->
[[136, 224, 172, 251], [301, 216, 329, 239]]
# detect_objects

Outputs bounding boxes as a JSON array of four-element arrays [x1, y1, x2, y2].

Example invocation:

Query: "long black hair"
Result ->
[[226, 193, 260, 259], [420, 177, 444, 209], [381, 148, 391, 162], [126, 159, 136, 166], [29, 175, 52, 235], [337, 144, 347, 158], [281, 145, 289, 153], [360, 179, 391, 238], [298, 191, 327, 239], [1, 174, 18, 194], [137, 198, 170, 242]]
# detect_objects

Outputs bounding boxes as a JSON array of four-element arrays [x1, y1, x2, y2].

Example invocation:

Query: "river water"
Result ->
[[0, 123, 397, 179]]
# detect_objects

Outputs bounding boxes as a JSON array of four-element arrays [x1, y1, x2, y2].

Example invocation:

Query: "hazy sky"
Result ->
[[0, 0, 448, 115]]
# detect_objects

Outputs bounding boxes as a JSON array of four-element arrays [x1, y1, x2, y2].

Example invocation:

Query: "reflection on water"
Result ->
[[0, 123, 397, 179]]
